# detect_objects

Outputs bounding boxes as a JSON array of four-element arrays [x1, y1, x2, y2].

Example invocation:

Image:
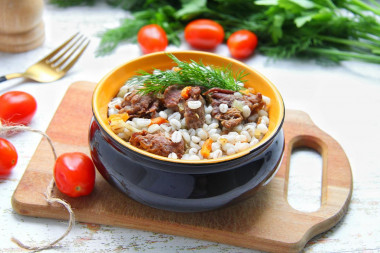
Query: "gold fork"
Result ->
[[0, 33, 89, 83]]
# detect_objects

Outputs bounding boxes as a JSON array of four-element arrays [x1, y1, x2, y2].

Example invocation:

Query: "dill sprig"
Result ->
[[135, 54, 248, 95]]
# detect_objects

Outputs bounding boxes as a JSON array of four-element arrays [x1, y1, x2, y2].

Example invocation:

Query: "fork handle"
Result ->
[[0, 73, 23, 83]]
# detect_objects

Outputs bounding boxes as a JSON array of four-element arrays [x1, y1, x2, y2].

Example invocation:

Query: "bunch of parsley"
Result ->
[[51, 0, 380, 64]]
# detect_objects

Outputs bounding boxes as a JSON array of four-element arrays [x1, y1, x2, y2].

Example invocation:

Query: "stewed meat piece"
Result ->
[[204, 88, 243, 129], [204, 88, 235, 111], [184, 86, 205, 129], [214, 107, 243, 130], [205, 87, 266, 130], [163, 85, 185, 112], [129, 130, 185, 158], [243, 92, 266, 115], [119, 90, 161, 119], [163, 85, 205, 129]]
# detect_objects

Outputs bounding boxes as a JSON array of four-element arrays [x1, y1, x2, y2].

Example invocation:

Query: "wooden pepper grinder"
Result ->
[[0, 0, 45, 53]]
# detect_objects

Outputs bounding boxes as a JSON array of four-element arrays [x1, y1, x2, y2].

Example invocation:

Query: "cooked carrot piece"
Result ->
[[201, 138, 213, 158], [149, 117, 169, 126], [108, 112, 129, 123], [181, 86, 192, 99]]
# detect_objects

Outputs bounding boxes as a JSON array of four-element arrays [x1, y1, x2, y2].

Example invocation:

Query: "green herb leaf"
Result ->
[[135, 54, 248, 94], [50, 0, 95, 7], [176, 0, 208, 20]]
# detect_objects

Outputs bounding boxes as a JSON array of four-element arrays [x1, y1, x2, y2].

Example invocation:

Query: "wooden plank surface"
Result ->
[[11, 81, 353, 253]]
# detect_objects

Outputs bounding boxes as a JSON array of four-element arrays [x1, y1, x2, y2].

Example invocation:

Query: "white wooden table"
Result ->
[[1, 3, 379, 253]]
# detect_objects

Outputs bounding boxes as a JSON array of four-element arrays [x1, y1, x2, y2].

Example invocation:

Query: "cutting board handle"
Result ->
[[278, 110, 352, 246]]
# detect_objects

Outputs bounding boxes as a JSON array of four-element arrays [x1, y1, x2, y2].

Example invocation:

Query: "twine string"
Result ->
[[1, 124, 75, 251]]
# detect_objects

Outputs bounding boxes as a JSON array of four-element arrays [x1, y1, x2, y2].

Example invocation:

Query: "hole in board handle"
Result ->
[[286, 137, 323, 212]]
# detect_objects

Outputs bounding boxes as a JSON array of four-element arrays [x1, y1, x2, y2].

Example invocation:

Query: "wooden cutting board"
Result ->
[[12, 81, 353, 253]]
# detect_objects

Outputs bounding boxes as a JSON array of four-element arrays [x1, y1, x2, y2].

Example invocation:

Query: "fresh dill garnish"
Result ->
[[134, 54, 248, 95]]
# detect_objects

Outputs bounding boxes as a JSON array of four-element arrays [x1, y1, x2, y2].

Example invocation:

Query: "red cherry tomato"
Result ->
[[54, 152, 95, 197], [227, 30, 258, 59], [184, 19, 224, 50], [0, 91, 37, 125], [137, 24, 168, 54], [0, 138, 18, 176]]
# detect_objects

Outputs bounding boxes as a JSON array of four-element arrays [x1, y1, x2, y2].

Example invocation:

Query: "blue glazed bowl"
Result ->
[[89, 51, 285, 212]]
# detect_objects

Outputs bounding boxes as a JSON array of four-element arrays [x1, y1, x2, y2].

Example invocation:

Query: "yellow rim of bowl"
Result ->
[[93, 51, 285, 164]]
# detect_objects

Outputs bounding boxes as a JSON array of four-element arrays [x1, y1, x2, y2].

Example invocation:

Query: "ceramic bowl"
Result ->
[[89, 51, 285, 212]]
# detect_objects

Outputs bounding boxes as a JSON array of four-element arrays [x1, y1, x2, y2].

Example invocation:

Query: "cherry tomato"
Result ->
[[137, 24, 168, 54], [54, 152, 95, 197], [0, 91, 37, 125], [184, 19, 224, 50], [0, 138, 18, 176], [227, 30, 258, 59]]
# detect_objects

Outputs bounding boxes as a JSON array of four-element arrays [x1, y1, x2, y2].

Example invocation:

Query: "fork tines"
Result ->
[[44, 33, 90, 72]]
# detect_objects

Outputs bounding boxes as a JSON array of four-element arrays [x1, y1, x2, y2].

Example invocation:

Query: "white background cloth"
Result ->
[[1, 3, 379, 252]]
